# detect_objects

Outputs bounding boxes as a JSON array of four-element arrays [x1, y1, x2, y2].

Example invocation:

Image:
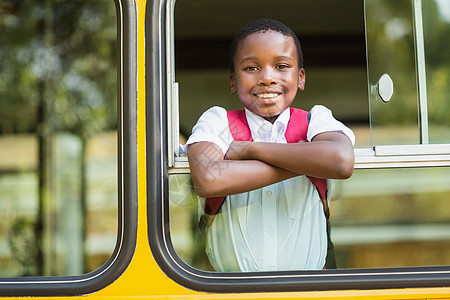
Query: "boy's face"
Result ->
[[230, 30, 305, 123]]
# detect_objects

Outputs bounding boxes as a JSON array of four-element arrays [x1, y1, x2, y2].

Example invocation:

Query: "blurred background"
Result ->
[[0, 0, 118, 276]]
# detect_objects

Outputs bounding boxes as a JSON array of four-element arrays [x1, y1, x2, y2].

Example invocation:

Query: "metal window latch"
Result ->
[[377, 73, 394, 103]]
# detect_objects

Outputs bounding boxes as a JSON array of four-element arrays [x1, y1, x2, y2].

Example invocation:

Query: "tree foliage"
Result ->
[[0, 0, 117, 138]]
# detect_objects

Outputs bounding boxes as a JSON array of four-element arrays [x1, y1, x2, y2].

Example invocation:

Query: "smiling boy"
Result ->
[[184, 19, 355, 272]]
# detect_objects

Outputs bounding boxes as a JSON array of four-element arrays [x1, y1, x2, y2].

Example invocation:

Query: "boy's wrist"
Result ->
[[225, 141, 252, 160], [237, 141, 254, 160], [245, 142, 260, 160]]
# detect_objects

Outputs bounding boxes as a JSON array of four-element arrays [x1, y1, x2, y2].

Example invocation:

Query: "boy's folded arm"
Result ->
[[232, 131, 355, 179], [187, 141, 296, 198]]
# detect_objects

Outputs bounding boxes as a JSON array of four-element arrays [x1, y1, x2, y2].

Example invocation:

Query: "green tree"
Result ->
[[0, 0, 117, 275]]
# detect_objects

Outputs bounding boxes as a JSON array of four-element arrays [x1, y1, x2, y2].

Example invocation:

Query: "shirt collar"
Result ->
[[244, 108, 291, 142]]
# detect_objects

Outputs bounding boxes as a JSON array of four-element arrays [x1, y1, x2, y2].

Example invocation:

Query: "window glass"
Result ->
[[365, 0, 419, 145], [170, 167, 450, 270], [169, 174, 208, 270], [169, 0, 450, 274], [332, 167, 450, 268], [0, 0, 118, 276], [423, 0, 450, 144], [365, 0, 450, 146]]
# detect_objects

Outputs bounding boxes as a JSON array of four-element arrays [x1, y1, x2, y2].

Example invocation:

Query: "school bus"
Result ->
[[0, 0, 449, 298]]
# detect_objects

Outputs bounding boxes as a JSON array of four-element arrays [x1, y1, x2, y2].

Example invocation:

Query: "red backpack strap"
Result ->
[[285, 107, 309, 143], [227, 110, 253, 141], [308, 177, 328, 213], [286, 108, 329, 213], [201, 196, 227, 228], [203, 110, 251, 227]]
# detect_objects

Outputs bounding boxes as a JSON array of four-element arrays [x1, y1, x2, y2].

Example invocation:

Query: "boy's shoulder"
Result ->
[[197, 106, 228, 122]]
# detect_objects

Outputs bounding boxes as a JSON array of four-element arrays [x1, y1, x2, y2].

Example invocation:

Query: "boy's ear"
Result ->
[[298, 68, 306, 91], [229, 74, 237, 94]]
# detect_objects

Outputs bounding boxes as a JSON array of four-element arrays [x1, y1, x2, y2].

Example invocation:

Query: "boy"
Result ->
[[184, 19, 355, 272]]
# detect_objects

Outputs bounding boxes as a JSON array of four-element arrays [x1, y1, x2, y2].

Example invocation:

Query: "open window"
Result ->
[[0, 0, 137, 296], [148, 0, 450, 292]]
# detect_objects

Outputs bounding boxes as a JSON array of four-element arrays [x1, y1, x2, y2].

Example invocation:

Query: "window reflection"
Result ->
[[365, 0, 450, 145], [365, 0, 419, 145], [169, 167, 450, 270], [169, 174, 212, 271], [423, 0, 450, 144], [332, 167, 450, 268], [0, 0, 118, 276]]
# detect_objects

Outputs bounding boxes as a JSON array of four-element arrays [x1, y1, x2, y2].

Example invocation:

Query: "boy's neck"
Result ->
[[262, 115, 279, 124]]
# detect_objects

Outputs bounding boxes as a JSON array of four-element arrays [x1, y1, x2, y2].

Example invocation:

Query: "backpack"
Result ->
[[199, 107, 336, 269]]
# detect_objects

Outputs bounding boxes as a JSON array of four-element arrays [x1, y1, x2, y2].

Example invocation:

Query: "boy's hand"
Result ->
[[188, 141, 297, 197], [224, 141, 252, 160], [226, 140, 307, 160]]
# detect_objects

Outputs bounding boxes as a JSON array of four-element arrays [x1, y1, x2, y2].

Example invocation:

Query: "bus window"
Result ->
[[156, 0, 450, 292], [0, 0, 118, 277], [332, 167, 450, 268], [169, 168, 450, 270], [365, 0, 418, 145], [365, 0, 450, 146], [169, 0, 367, 272]]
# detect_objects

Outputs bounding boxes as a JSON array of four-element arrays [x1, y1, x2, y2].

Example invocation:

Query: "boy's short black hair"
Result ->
[[229, 18, 304, 73]]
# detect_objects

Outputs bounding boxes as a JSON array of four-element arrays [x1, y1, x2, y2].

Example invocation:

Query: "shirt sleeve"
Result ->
[[180, 106, 232, 155], [307, 105, 355, 145]]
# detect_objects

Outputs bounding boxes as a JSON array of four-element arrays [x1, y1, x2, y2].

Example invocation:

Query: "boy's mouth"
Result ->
[[255, 93, 280, 101]]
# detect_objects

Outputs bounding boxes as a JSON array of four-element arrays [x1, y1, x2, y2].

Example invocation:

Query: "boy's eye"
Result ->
[[276, 64, 290, 70], [243, 66, 259, 72]]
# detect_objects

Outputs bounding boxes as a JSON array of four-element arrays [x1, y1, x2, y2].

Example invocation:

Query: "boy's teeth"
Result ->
[[257, 93, 278, 99]]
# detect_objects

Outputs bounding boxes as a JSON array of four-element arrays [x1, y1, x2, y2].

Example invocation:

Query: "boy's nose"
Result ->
[[258, 68, 277, 86]]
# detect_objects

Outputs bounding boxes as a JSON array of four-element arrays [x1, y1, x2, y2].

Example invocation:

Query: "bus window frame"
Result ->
[[147, 0, 450, 293], [0, 0, 138, 296]]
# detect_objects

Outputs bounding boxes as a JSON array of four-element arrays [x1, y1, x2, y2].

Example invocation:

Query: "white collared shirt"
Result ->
[[184, 105, 355, 272]]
